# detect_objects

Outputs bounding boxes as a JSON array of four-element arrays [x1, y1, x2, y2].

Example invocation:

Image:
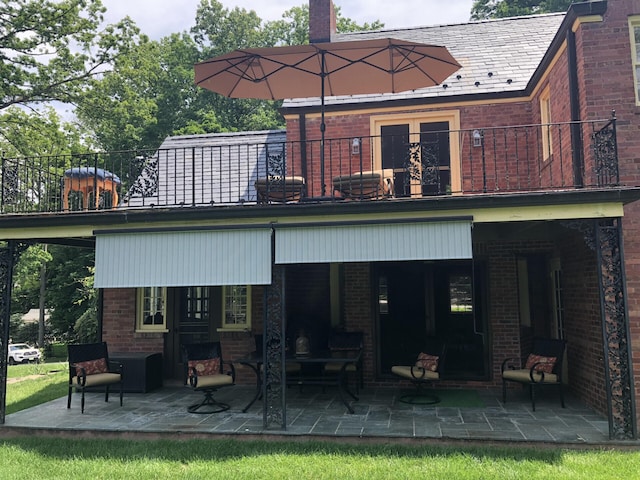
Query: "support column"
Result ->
[[595, 218, 637, 439], [263, 264, 287, 429], [0, 241, 25, 424]]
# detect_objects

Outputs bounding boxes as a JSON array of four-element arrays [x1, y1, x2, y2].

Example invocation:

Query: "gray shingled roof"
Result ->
[[282, 13, 565, 109], [124, 130, 287, 207]]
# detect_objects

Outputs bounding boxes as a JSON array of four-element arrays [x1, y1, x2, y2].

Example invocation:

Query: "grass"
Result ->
[[2, 363, 640, 479], [0, 437, 638, 479], [4, 362, 67, 414]]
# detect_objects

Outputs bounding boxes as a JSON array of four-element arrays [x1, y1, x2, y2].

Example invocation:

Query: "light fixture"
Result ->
[[351, 138, 361, 155], [473, 130, 482, 147]]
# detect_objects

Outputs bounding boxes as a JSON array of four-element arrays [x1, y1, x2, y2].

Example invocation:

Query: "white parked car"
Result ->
[[7, 343, 41, 365]]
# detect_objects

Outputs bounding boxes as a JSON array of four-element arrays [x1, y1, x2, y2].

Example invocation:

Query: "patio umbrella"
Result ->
[[194, 38, 461, 196]]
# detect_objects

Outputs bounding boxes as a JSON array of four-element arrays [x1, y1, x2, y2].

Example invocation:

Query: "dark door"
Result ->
[[167, 286, 215, 379], [377, 262, 431, 374], [375, 261, 488, 379]]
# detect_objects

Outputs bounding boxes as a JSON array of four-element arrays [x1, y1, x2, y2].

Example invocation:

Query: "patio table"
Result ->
[[235, 350, 361, 413]]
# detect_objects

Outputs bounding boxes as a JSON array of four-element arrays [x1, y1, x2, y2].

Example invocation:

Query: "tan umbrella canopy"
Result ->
[[194, 38, 461, 196]]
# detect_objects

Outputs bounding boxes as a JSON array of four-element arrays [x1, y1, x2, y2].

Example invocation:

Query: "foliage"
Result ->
[[0, 0, 140, 143], [470, 0, 574, 20], [11, 244, 52, 315], [44, 245, 95, 338]]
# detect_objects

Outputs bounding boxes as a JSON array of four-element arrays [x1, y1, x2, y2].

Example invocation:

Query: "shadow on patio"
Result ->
[[1, 385, 624, 445]]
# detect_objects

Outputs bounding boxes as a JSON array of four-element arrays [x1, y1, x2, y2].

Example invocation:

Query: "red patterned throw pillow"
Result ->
[[188, 358, 220, 378], [74, 358, 108, 376], [416, 353, 439, 372], [525, 354, 556, 374]]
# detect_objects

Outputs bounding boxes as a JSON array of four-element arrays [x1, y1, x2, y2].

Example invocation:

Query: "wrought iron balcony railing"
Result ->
[[0, 116, 620, 214]]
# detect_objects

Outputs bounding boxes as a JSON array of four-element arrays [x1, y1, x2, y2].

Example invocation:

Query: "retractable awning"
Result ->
[[94, 227, 272, 288], [274, 219, 472, 264]]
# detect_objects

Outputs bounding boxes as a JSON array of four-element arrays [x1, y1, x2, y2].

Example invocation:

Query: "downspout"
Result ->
[[567, 28, 584, 187], [299, 114, 308, 180]]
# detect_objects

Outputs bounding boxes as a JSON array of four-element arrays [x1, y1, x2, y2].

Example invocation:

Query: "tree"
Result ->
[[0, 0, 140, 142], [470, 0, 574, 20]]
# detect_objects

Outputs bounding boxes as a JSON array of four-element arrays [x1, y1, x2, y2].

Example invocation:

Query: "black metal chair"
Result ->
[[323, 331, 364, 394], [501, 337, 567, 411], [391, 337, 446, 405], [181, 342, 235, 414], [67, 342, 123, 414]]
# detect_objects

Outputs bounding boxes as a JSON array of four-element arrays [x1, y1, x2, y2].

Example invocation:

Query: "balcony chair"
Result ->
[[255, 176, 306, 203], [181, 342, 235, 414], [323, 331, 364, 394], [63, 167, 121, 211], [332, 169, 394, 200], [67, 342, 123, 414], [391, 337, 446, 405], [501, 337, 567, 411]]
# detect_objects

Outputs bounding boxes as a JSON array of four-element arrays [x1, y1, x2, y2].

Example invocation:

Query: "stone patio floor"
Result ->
[[2, 384, 638, 447]]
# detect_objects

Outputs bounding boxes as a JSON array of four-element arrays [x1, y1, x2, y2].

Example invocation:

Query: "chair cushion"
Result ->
[[324, 362, 358, 372], [416, 353, 439, 372], [391, 365, 439, 381], [502, 368, 558, 383], [71, 372, 121, 387], [525, 354, 556, 374], [74, 358, 108, 376], [188, 358, 220, 377], [193, 374, 234, 389]]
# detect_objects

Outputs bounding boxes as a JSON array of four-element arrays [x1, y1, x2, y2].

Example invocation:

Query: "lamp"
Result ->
[[473, 130, 483, 147], [351, 138, 360, 155]]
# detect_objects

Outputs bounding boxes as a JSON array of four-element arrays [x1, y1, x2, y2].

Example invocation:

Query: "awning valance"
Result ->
[[274, 219, 472, 264], [94, 228, 272, 288]]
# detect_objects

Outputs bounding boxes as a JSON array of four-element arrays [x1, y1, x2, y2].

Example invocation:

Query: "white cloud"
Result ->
[[101, 0, 474, 40]]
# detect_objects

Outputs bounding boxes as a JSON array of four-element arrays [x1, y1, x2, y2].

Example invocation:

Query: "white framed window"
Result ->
[[629, 16, 640, 105], [540, 85, 553, 161], [136, 287, 167, 332], [221, 285, 251, 331]]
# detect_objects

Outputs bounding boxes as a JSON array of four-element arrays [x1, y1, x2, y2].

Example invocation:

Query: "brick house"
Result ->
[[1, 0, 639, 437]]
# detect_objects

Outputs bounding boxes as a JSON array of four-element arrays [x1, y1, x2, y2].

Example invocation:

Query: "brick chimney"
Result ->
[[309, 0, 336, 43]]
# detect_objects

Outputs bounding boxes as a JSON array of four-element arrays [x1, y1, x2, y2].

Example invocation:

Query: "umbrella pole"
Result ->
[[320, 50, 326, 197]]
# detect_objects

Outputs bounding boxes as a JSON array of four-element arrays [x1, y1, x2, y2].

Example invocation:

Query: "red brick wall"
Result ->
[[574, 0, 640, 429], [309, 0, 335, 43], [101, 288, 164, 353]]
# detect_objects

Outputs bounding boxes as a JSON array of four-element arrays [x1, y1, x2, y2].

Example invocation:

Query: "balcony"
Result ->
[[0, 117, 620, 215]]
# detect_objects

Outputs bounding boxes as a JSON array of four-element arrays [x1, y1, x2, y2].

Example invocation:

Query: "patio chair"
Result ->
[[323, 331, 364, 394], [391, 337, 446, 404], [501, 337, 567, 411], [255, 176, 306, 203], [67, 342, 123, 414], [181, 342, 235, 414]]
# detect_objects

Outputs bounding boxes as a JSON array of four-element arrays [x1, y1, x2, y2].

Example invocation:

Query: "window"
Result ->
[[136, 287, 167, 332], [630, 17, 640, 105], [540, 85, 553, 160], [449, 274, 473, 313], [221, 285, 251, 331], [371, 111, 461, 197]]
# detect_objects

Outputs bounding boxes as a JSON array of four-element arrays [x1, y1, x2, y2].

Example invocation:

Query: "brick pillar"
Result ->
[[309, 0, 336, 43]]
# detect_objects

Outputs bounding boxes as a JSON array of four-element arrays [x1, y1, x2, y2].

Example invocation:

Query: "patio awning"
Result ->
[[93, 227, 272, 288], [274, 219, 472, 264]]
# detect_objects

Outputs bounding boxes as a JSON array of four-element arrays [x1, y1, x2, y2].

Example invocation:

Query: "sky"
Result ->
[[100, 0, 475, 40]]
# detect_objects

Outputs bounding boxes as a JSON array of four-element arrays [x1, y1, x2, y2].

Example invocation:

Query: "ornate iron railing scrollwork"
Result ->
[[592, 112, 619, 187], [263, 264, 286, 429], [594, 218, 637, 440]]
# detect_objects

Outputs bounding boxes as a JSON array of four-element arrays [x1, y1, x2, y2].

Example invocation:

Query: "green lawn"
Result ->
[[2, 363, 640, 479]]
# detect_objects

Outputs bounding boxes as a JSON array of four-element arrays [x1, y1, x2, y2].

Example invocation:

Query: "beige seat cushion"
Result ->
[[333, 169, 394, 199], [502, 368, 558, 383], [391, 365, 439, 381], [71, 372, 121, 387], [193, 374, 234, 389], [324, 362, 358, 373]]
